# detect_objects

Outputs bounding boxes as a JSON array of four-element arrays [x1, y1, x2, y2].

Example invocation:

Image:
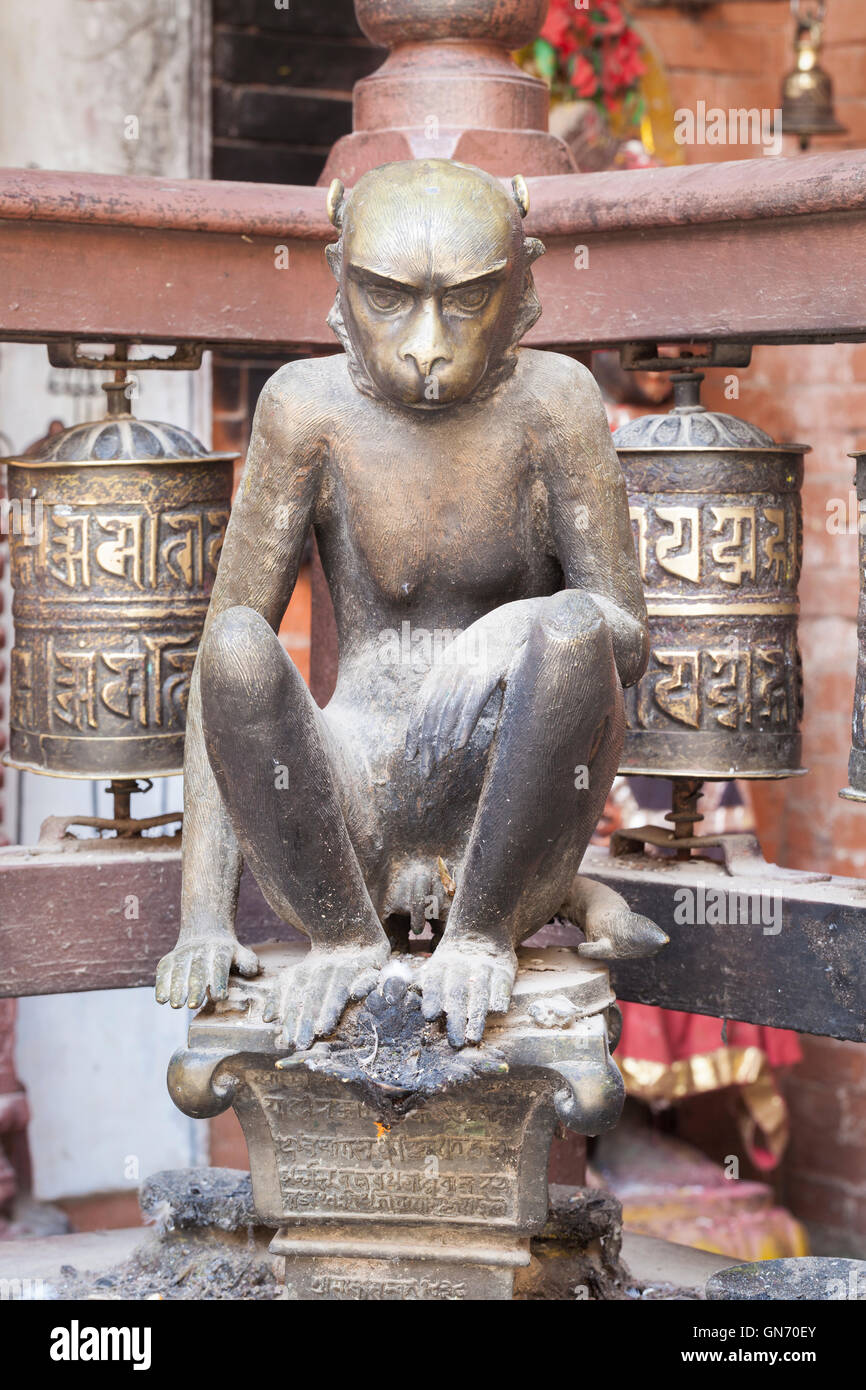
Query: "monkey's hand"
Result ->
[[155, 932, 260, 1010], [404, 612, 529, 780]]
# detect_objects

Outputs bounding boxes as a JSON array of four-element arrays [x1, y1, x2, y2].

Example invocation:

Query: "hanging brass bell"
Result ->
[[4, 379, 234, 781], [781, 4, 847, 150], [841, 451, 865, 803], [613, 371, 808, 782]]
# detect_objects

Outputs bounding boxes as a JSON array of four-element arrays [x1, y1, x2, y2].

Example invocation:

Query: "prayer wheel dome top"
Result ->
[[12, 383, 233, 467], [354, 0, 548, 49], [613, 372, 802, 453]]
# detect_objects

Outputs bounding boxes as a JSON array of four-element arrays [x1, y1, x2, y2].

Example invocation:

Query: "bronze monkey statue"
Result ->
[[156, 159, 666, 1050]]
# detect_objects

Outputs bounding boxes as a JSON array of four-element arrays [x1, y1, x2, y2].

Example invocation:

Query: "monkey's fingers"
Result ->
[[420, 963, 445, 1023], [464, 966, 493, 1046], [234, 943, 261, 978], [447, 675, 499, 756], [262, 973, 293, 1027], [313, 964, 351, 1042], [168, 952, 194, 1010], [443, 965, 471, 1049], [154, 953, 174, 1006]]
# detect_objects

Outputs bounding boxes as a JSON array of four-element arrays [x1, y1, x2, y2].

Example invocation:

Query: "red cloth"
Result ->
[[619, 1002, 802, 1070]]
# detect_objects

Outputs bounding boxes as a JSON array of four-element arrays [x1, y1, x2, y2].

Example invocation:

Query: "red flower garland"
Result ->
[[533, 0, 645, 119]]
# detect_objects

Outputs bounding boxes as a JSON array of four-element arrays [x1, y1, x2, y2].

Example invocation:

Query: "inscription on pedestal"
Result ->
[[237, 1067, 553, 1230], [281, 1258, 511, 1302]]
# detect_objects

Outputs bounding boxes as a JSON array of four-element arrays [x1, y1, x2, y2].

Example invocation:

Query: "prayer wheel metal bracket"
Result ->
[[36, 809, 183, 848], [610, 826, 832, 885], [47, 339, 205, 372], [619, 341, 754, 373]]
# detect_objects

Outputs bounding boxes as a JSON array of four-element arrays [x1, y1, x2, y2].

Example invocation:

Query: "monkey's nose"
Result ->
[[406, 352, 448, 380]]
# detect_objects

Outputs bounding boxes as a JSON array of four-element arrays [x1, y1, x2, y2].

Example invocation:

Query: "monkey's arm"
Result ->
[[543, 357, 648, 689], [157, 365, 323, 1009]]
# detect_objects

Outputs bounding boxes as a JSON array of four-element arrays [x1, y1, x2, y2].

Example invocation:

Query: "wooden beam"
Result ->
[[582, 846, 866, 1044], [0, 844, 295, 997], [0, 170, 336, 356], [2, 152, 866, 352], [2, 842, 865, 1042], [529, 153, 866, 348]]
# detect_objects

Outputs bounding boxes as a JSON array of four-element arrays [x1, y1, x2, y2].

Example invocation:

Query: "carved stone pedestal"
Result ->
[[169, 945, 624, 1301]]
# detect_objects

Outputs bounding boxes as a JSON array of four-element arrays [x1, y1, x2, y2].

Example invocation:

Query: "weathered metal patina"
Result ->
[[841, 451, 866, 803], [614, 372, 807, 781], [4, 380, 233, 780]]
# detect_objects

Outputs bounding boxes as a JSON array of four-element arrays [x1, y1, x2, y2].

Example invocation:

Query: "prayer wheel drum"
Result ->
[[613, 372, 808, 780], [841, 450, 866, 803], [4, 384, 234, 779]]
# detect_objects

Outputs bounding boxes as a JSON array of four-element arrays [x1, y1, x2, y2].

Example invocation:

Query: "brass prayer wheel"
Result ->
[[841, 451, 866, 803], [613, 372, 808, 780], [4, 381, 234, 779]]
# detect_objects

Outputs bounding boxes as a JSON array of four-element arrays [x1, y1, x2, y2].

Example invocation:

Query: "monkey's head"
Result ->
[[325, 159, 544, 410]]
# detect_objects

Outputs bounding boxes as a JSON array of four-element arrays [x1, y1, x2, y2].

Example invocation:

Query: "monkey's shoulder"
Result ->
[[514, 347, 600, 412], [255, 354, 353, 429]]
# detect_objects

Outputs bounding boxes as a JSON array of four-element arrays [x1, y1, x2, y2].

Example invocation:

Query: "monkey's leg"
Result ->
[[420, 591, 626, 1046], [200, 605, 389, 1049]]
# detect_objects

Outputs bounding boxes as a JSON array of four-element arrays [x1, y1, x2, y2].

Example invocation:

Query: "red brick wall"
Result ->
[[637, 0, 866, 159], [1, 472, 7, 845], [636, 0, 866, 1255], [783, 1036, 866, 1256]]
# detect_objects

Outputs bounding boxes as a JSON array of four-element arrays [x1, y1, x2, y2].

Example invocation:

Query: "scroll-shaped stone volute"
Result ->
[[166, 1045, 239, 1120]]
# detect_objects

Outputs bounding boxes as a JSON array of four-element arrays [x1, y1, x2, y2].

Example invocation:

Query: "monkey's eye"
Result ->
[[366, 287, 408, 314], [443, 284, 491, 315]]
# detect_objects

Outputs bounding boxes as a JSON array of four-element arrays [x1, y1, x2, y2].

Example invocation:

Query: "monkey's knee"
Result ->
[[528, 593, 621, 727], [540, 590, 603, 641], [202, 606, 286, 691], [537, 591, 614, 670]]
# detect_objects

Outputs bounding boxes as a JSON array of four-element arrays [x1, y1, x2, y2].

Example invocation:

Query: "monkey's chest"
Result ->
[[339, 456, 543, 607]]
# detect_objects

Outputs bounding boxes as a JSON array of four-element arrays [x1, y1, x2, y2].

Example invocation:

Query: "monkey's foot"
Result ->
[[577, 909, 668, 961], [264, 941, 390, 1052], [420, 938, 517, 1048], [156, 934, 260, 1010]]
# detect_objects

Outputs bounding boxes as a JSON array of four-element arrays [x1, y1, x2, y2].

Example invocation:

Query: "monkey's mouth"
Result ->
[[390, 363, 484, 410]]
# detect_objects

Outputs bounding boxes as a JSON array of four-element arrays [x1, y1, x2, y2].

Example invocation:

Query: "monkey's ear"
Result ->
[[326, 178, 346, 230], [511, 175, 530, 219]]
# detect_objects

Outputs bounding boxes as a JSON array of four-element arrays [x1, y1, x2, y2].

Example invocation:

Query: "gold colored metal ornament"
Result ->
[[781, 1, 847, 151], [614, 371, 808, 781], [4, 378, 234, 781], [841, 451, 866, 803]]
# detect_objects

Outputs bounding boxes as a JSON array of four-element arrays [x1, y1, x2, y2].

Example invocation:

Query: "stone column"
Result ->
[[321, 0, 575, 184]]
